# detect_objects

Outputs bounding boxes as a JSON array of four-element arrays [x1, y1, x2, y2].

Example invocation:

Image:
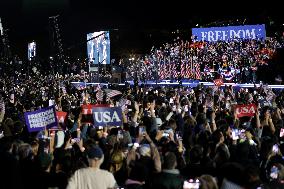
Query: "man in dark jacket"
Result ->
[[151, 152, 184, 189]]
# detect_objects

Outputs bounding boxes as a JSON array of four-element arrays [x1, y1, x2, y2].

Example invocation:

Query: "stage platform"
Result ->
[[71, 80, 284, 89]]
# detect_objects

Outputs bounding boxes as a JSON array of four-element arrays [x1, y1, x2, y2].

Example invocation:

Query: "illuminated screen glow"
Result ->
[[87, 31, 110, 65], [28, 42, 36, 60]]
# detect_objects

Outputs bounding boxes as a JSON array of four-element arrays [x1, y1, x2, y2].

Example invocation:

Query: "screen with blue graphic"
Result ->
[[28, 41, 36, 60], [87, 31, 110, 65], [192, 24, 266, 42]]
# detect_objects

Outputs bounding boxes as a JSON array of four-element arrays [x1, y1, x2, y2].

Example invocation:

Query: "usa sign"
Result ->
[[81, 104, 109, 123], [92, 107, 122, 127], [235, 104, 257, 118]]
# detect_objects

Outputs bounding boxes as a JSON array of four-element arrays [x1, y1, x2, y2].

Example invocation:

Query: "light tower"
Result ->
[[0, 18, 11, 63], [48, 15, 65, 74]]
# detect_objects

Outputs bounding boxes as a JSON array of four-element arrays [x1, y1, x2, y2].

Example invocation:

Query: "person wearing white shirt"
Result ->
[[67, 145, 117, 189]]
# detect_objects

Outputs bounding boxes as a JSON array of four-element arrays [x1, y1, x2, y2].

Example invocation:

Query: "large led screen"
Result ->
[[87, 31, 110, 65]]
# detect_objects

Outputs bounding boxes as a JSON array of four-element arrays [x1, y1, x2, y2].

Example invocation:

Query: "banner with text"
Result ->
[[192, 24, 266, 42], [236, 104, 257, 118], [25, 106, 58, 132], [81, 104, 109, 123], [92, 107, 122, 127], [56, 111, 67, 124]]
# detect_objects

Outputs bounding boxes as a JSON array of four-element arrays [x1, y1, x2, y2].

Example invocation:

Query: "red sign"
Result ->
[[56, 111, 67, 124], [235, 104, 257, 118], [81, 104, 110, 115], [213, 79, 223, 87]]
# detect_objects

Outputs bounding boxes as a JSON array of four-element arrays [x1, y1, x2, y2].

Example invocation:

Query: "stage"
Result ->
[[71, 80, 284, 89]]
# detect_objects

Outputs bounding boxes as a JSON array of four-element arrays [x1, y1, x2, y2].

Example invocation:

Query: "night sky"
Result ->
[[0, 0, 283, 60]]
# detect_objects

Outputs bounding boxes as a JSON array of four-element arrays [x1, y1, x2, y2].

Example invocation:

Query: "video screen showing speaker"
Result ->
[[28, 41, 36, 60], [87, 31, 110, 65]]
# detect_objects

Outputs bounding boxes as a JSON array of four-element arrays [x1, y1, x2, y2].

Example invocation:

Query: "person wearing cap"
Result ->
[[67, 145, 117, 189]]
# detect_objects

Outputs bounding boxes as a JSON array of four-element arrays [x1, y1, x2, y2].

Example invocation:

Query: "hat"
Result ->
[[87, 146, 104, 159]]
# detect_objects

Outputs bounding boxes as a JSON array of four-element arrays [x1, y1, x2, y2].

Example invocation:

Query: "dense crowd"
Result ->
[[124, 36, 283, 83], [2, 62, 284, 189], [1, 23, 284, 189]]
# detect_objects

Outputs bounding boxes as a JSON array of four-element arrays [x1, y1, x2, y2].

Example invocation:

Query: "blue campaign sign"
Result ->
[[24, 106, 58, 132], [192, 24, 266, 42], [92, 107, 123, 127]]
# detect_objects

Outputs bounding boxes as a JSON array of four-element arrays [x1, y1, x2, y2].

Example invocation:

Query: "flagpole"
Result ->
[[58, 79, 62, 109], [156, 57, 159, 86], [190, 53, 193, 79]]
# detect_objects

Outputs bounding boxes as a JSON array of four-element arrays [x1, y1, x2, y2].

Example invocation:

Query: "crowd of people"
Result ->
[[1, 23, 284, 189], [2, 59, 284, 189], [124, 36, 283, 83]]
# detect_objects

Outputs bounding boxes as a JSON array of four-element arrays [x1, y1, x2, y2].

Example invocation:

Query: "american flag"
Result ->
[[165, 63, 170, 79], [118, 98, 127, 107], [96, 90, 104, 102], [266, 90, 275, 102], [171, 62, 178, 78], [185, 61, 191, 78], [180, 60, 186, 78], [96, 89, 122, 102], [159, 62, 166, 79], [105, 89, 122, 98], [95, 84, 101, 92], [213, 79, 223, 87], [205, 99, 214, 109], [195, 63, 201, 80]]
